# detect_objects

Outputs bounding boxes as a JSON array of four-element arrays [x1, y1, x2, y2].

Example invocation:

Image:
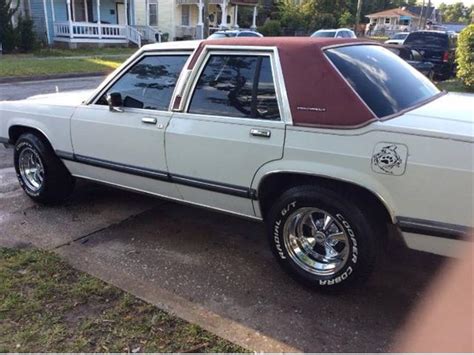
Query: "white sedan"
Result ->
[[0, 38, 472, 290]]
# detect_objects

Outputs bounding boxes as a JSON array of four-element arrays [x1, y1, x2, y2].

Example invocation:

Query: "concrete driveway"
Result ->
[[0, 79, 446, 352]]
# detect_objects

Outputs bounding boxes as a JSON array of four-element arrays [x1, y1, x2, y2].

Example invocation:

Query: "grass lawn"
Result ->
[[436, 78, 474, 93], [0, 248, 245, 353], [0, 56, 127, 78]]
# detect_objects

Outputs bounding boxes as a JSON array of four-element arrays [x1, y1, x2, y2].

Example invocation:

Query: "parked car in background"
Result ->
[[384, 32, 409, 45], [403, 30, 457, 80], [208, 30, 263, 39], [384, 44, 435, 79], [1, 38, 472, 291], [311, 28, 356, 38]]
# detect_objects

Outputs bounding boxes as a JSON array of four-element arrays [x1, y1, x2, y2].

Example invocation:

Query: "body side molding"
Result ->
[[56, 151, 258, 200], [398, 216, 471, 241]]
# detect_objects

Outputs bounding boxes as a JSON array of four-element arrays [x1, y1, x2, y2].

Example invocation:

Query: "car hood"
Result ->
[[26, 89, 96, 106], [383, 92, 474, 142]]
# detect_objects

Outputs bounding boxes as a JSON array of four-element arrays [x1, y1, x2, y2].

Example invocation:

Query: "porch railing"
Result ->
[[53, 22, 142, 46], [133, 25, 162, 43]]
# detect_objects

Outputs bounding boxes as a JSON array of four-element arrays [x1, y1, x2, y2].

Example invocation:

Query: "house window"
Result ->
[[149, 0, 158, 26], [182, 5, 190, 26], [385, 17, 390, 24]]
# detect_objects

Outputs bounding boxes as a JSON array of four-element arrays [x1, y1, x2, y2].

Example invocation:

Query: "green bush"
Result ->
[[259, 20, 282, 36], [17, 15, 37, 52], [456, 24, 474, 88], [0, 0, 18, 53]]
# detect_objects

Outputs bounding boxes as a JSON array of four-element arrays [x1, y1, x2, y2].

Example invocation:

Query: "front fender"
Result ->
[[0, 101, 75, 153]]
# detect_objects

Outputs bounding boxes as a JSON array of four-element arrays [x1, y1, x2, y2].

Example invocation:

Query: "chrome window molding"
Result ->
[[86, 50, 193, 111], [178, 46, 291, 125]]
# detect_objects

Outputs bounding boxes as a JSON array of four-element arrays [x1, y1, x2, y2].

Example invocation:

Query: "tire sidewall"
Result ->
[[14, 136, 47, 198], [269, 189, 374, 289]]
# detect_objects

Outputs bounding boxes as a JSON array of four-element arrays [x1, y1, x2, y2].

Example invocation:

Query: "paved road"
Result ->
[[0, 76, 104, 101], [0, 79, 447, 352]]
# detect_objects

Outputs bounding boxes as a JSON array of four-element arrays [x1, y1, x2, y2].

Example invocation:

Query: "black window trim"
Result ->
[[322, 42, 446, 122], [88, 50, 193, 113], [183, 49, 285, 123]]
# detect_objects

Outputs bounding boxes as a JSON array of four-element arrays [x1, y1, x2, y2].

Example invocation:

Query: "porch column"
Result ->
[[66, 0, 73, 39], [41, 0, 52, 44], [196, 0, 204, 39], [124, 0, 128, 26], [50, 0, 56, 22], [96, 0, 101, 39], [233, 5, 238, 29], [219, 0, 228, 29], [250, 5, 257, 30]]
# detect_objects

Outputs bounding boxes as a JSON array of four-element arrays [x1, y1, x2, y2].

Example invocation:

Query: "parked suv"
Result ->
[[403, 30, 456, 80], [1, 38, 471, 290]]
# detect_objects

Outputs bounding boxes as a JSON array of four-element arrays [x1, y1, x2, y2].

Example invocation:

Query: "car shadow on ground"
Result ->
[[52, 181, 446, 352]]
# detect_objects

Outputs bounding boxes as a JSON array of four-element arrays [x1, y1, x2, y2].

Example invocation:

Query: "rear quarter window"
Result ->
[[325, 45, 440, 118]]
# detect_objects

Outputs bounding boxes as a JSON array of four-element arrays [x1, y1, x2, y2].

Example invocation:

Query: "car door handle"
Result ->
[[141, 117, 157, 125], [250, 128, 271, 138]]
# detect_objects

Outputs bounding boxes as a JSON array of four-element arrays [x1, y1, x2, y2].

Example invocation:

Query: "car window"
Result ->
[[208, 32, 237, 39], [312, 31, 336, 38], [335, 31, 344, 38], [188, 55, 280, 120], [237, 32, 260, 37], [326, 45, 440, 117], [404, 32, 448, 48], [97, 54, 189, 110]]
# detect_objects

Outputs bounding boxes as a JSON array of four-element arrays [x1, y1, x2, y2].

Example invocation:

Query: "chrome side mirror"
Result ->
[[107, 92, 123, 112]]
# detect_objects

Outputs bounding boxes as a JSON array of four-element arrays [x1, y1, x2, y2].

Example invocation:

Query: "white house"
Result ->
[[15, 0, 260, 47]]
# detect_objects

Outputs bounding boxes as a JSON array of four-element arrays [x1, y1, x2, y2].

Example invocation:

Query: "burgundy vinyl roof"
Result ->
[[188, 37, 378, 128]]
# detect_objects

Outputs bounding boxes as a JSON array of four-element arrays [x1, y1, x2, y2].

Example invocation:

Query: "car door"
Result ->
[[165, 50, 289, 217], [70, 52, 190, 198]]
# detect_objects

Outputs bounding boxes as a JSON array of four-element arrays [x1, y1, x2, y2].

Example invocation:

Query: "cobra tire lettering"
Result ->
[[319, 214, 358, 286]]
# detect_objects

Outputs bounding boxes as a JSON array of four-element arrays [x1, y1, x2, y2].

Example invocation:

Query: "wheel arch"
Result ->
[[256, 171, 396, 226], [8, 125, 54, 149]]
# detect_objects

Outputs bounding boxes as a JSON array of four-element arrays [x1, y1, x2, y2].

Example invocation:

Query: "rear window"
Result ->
[[208, 32, 237, 39], [325, 45, 440, 117], [404, 32, 449, 48], [312, 31, 336, 38]]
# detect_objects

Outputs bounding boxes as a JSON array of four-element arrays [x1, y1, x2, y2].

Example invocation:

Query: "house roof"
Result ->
[[407, 5, 436, 19], [366, 8, 418, 18], [186, 37, 377, 127]]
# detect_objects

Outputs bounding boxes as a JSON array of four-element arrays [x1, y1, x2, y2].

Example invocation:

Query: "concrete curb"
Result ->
[[0, 72, 108, 84]]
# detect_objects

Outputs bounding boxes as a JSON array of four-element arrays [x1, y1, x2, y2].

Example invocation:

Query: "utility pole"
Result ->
[[418, 0, 425, 29], [355, 0, 363, 36], [203, 0, 209, 38]]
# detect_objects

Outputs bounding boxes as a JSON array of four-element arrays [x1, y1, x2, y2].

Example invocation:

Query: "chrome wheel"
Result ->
[[18, 147, 44, 192], [283, 207, 350, 276]]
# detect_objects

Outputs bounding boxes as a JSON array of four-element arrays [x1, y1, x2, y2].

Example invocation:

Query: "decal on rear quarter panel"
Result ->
[[371, 143, 408, 176]]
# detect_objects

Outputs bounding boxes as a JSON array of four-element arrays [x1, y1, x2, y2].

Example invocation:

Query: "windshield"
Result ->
[[312, 31, 336, 38], [325, 45, 440, 117], [393, 33, 408, 39], [208, 32, 238, 39], [404, 32, 448, 48]]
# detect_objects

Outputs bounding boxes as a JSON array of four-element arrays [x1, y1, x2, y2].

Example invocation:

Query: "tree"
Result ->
[[339, 10, 355, 27], [438, 2, 472, 23], [0, 0, 19, 53]]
